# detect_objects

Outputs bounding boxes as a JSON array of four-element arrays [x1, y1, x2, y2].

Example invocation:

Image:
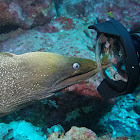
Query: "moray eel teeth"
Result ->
[[0, 52, 98, 116]]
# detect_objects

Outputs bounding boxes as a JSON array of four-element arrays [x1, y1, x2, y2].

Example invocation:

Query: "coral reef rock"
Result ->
[[0, 0, 56, 30], [0, 120, 46, 140], [48, 126, 97, 140]]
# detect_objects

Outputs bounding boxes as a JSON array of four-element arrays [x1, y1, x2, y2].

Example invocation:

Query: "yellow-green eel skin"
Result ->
[[0, 52, 98, 116]]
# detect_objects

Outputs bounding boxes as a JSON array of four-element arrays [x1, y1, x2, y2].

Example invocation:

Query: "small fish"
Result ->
[[0, 52, 98, 116], [107, 10, 115, 18]]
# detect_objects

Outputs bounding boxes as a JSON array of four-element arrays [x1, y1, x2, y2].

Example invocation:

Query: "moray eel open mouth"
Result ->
[[0, 52, 98, 116], [51, 69, 98, 93]]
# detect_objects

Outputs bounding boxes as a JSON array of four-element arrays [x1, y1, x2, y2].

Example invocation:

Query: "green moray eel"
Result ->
[[0, 52, 98, 116]]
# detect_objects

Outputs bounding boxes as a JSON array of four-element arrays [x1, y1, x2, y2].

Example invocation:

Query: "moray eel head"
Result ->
[[0, 52, 98, 116], [22, 52, 98, 92], [49, 54, 98, 91]]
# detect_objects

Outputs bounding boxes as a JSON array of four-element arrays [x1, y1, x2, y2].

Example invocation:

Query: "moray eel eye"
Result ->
[[73, 63, 80, 70]]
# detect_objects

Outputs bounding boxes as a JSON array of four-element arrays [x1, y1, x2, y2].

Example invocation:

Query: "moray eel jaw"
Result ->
[[50, 67, 98, 93]]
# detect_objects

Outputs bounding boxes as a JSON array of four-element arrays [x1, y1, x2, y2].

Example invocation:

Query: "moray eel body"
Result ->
[[0, 52, 98, 116]]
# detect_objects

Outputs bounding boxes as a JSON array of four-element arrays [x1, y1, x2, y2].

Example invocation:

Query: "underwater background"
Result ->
[[0, 0, 140, 139]]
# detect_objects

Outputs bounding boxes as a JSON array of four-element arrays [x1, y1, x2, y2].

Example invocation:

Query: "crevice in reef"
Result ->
[[53, 0, 63, 17], [0, 24, 20, 34]]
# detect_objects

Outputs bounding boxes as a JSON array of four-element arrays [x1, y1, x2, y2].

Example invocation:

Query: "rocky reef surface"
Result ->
[[0, 0, 140, 139]]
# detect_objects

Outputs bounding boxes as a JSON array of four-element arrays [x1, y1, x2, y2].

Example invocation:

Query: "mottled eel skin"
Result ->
[[0, 52, 98, 116]]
